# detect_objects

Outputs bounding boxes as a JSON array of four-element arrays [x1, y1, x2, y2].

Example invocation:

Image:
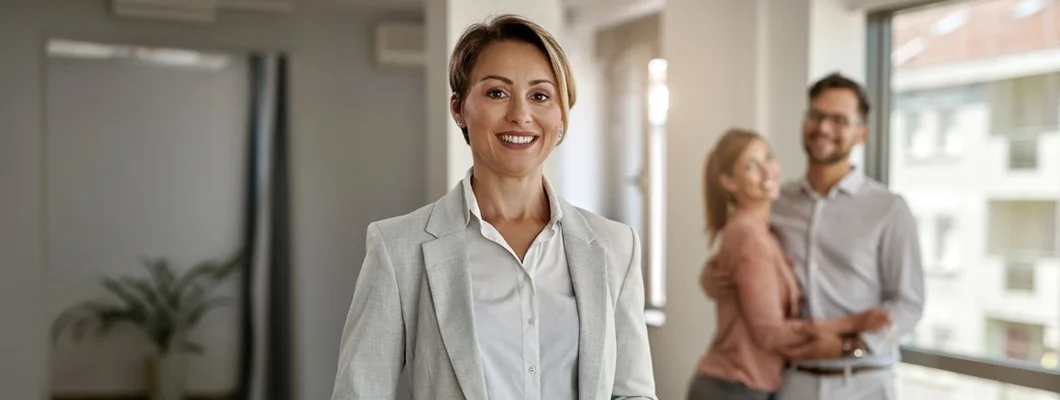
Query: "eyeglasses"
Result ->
[[804, 109, 861, 128]]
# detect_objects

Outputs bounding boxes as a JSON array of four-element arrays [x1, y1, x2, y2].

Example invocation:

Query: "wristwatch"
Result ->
[[841, 334, 865, 358]]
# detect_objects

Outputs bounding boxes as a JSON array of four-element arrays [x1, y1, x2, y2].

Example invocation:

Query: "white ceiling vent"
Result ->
[[375, 21, 425, 68], [112, 0, 216, 22], [111, 0, 294, 23]]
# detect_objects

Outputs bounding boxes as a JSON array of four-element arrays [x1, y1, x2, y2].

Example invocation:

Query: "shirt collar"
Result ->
[[460, 167, 564, 228], [799, 167, 865, 199]]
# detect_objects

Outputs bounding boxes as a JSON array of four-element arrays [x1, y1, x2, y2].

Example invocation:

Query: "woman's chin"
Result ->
[[479, 160, 545, 178]]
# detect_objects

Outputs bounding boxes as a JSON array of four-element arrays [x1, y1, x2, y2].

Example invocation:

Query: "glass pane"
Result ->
[[888, 0, 1060, 383], [898, 364, 1059, 400]]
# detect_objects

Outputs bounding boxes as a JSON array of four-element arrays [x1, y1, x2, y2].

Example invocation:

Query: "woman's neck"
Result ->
[[470, 166, 550, 223], [733, 199, 771, 226]]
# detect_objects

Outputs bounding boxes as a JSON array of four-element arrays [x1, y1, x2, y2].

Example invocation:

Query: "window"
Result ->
[[987, 200, 1058, 257], [987, 319, 1047, 363], [935, 215, 960, 269], [1008, 136, 1038, 170], [990, 74, 1060, 135], [644, 58, 668, 325], [895, 87, 978, 162], [906, 111, 925, 151], [869, 0, 1060, 397], [1004, 259, 1035, 292], [937, 108, 963, 156], [601, 43, 666, 327]]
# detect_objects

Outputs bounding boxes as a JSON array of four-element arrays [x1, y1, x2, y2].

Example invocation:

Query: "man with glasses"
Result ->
[[703, 73, 925, 399]]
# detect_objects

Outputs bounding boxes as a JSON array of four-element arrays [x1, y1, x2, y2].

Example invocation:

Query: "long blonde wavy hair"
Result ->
[[703, 128, 766, 245]]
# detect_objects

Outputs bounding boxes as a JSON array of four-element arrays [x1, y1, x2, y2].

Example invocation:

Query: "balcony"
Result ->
[[984, 129, 1060, 197], [980, 255, 1060, 324]]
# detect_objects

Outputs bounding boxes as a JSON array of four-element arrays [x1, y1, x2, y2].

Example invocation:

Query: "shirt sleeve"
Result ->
[[730, 223, 810, 351], [860, 195, 926, 355]]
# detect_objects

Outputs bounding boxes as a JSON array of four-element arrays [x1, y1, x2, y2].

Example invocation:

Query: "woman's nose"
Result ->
[[767, 161, 781, 178], [506, 97, 532, 125]]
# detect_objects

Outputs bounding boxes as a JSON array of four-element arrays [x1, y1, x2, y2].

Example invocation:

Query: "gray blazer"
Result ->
[[331, 184, 657, 400]]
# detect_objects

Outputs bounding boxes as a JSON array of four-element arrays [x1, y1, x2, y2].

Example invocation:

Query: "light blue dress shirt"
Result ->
[[771, 169, 926, 369]]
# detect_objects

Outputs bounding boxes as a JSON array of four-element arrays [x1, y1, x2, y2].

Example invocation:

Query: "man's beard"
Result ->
[[804, 141, 850, 165]]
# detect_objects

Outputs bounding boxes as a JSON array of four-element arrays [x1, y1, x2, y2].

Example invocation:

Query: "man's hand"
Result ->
[[779, 325, 844, 360], [700, 258, 735, 300], [853, 307, 893, 333]]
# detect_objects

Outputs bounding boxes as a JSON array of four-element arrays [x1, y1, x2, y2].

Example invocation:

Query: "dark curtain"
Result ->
[[237, 52, 291, 400]]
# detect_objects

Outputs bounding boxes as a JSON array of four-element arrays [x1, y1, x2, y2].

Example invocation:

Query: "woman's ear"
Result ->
[[719, 173, 738, 195], [450, 93, 463, 127]]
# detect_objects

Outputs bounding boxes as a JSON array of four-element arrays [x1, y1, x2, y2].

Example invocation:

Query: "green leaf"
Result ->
[[181, 297, 232, 328], [214, 250, 247, 279], [101, 277, 152, 316], [173, 263, 220, 298], [121, 277, 166, 314], [71, 315, 95, 342], [53, 301, 127, 343], [143, 257, 177, 307], [52, 250, 245, 352], [172, 250, 245, 301]]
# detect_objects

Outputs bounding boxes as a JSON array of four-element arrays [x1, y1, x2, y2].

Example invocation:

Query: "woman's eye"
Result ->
[[486, 89, 508, 99], [530, 92, 550, 102]]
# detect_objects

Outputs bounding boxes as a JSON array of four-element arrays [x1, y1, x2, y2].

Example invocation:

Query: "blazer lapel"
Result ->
[[422, 185, 488, 400], [561, 202, 608, 400]]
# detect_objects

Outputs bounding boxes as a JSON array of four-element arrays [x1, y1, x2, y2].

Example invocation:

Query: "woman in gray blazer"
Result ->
[[331, 14, 657, 400]]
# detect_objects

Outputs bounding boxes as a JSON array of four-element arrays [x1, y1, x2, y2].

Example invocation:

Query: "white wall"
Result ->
[[45, 55, 247, 394], [0, 1, 48, 399], [657, 1, 760, 397], [0, 1, 426, 399], [551, 24, 607, 214], [656, 0, 868, 398]]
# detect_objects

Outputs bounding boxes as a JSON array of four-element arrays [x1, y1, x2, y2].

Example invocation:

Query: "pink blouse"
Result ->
[[696, 213, 806, 392]]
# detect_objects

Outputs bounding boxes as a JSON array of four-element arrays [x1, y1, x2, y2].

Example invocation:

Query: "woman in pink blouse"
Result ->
[[688, 129, 891, 400]]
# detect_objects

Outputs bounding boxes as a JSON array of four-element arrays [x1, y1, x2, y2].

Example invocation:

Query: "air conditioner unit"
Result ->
[[220, 0, 295, 13], [112, 0, 294, 23], [112, 0, 217, 22], [375, 21, 425, 68]]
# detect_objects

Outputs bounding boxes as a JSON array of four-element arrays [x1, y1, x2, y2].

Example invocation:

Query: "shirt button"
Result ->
[[528, 366, 537, 374], [527, 318, 536, 326]]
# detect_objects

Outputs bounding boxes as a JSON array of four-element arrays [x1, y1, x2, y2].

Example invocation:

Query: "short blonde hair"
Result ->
[[449, 14, 577, 144]]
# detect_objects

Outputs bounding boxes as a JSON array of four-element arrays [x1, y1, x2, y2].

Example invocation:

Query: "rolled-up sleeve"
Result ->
[[860, 196, 925, 355], [331, 223, 406, 400]]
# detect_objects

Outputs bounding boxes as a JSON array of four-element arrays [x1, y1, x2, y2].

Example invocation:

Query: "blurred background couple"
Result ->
[[691, 73, 924, 399]]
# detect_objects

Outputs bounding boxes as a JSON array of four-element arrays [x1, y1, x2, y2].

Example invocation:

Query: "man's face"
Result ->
[[801, 88, 867, 165]]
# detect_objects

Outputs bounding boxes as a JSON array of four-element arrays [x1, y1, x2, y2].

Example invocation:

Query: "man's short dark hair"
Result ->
[[809, 72, 870, 121]]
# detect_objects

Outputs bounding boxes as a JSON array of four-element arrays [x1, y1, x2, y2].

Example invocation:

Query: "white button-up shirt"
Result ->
[[461, 169, 579, 400]]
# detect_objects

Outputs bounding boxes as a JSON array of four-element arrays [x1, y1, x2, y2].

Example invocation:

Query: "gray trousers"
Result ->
[[687, 374, 775, 400]]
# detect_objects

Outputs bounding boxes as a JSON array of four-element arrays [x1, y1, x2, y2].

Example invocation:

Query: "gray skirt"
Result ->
[[687, 374, 775, 400]]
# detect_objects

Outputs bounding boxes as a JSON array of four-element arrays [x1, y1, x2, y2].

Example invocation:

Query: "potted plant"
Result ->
[[52, 250, 245, 400]]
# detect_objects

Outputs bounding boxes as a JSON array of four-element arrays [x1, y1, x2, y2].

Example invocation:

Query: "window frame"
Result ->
[[866, 1, 1060, 394]]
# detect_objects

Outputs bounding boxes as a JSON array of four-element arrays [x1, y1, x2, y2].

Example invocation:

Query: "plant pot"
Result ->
[[145, 352, 187, 400]]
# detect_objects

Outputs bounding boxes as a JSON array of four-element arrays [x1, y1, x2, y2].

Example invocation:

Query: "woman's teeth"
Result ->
[[500, 135, 535, 144]]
